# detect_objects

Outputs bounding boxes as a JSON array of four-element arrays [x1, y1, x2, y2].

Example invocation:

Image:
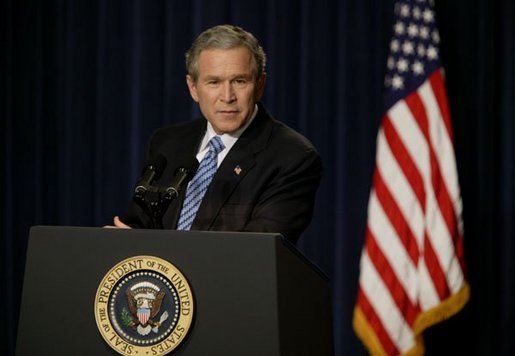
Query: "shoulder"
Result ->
[[252, 104, 319, 156], [269, 122, 322, 175], [266, 118, 320, 162], [150, 119, 205, 144], [271, 120, 317, 151], [148, 119, 206, 156], [248, 106, 321, 174]]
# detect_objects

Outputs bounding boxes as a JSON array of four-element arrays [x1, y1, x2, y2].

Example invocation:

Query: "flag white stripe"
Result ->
[[419, 81, 463, 220], [425, 186, 465, 294], [447, 257, 466, 294], [388, 82, 463, 298], [416, 83, 466, 294], [388, 100, 430, 191], [424, 182, 460, 283], [376, 127, 425, 248], [368, 190, 419, 303], [360, 252, 415, 352], [418, 259, 441, 310]]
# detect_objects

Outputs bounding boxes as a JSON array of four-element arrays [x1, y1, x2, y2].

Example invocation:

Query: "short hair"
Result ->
[[185, 25, 267, 82]]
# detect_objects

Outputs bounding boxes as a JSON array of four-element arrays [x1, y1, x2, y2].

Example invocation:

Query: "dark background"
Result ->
[[2, 0, 514, 355]]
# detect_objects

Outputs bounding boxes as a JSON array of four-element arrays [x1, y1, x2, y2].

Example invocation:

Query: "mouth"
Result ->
[[217, 110, 240, 117]]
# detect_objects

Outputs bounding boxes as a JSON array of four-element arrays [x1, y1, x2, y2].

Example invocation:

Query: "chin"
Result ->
[[218, 125, 241, 134], [213, 119, 246, 134]]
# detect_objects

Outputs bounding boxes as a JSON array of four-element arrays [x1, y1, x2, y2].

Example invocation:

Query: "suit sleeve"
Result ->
[[242, 146, 322, 243]]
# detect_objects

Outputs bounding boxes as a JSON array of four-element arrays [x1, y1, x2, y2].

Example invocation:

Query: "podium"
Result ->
[[16, 226, 333, 355]]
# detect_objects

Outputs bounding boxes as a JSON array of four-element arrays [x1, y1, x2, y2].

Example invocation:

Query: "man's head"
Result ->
[[185, 25, 266, 82], [185, 25, 267, 134]]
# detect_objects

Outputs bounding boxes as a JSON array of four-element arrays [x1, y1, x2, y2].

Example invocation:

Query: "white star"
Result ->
[[412, 60, 424, 75], [402, 41, 415, 55], [394, 21, 405, 35], [432, 30, 440, 44], [407, 23, 419, 37], [391, 75, 404, 89], [417, 44, 426, 57], [413, 7, 421, 19], [397, 58, 409, 72], [400, 4, 410, 18], [423, 9, 434, 22], [390, 39, 400, 52], [427, 45, 438, 60], [384, 75, 391, 87], [387, 56, 396, 69], [394, 3, 401, 15], [420, 26, 429, 39]]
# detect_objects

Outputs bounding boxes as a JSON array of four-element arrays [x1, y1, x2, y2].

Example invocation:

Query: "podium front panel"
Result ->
[[16, 226, 332, 355]]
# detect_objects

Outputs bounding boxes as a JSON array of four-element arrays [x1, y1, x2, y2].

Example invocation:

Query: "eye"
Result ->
[[233, 79, 248, 87]]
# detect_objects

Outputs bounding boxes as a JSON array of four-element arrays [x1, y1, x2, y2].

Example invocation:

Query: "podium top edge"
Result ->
[[29, 225, 329, 281]]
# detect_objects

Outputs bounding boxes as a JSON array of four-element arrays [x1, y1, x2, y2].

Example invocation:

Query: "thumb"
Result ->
[[113, 216, 131, 229]]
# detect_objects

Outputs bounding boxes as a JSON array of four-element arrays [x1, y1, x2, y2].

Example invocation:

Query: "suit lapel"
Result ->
[[191, 104, 274, 230]]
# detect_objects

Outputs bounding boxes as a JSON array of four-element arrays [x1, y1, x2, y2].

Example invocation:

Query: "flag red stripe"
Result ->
[[455, 233, 466, 273], [429, 71, 453, 143], [424, 231, 451, 299], [430, 144, 460, 247], [404, 90, 429, 148], [357, 287, 399, 355], [383, 115, 426, 211], [374, 166, 420, 264], [429, 72, 466, 273], [405, 90, 464, 274], [405, 91, 458, 241], [366, 227, 421, 326], [404, 93, 455, 297], [429, 126, 466, 275]]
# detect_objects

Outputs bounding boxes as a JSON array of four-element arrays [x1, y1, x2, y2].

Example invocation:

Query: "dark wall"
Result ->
[[2, 0, 514, 355]]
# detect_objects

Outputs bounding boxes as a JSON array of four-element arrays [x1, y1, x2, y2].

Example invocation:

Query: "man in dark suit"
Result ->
[[110, 25, 321, 244]]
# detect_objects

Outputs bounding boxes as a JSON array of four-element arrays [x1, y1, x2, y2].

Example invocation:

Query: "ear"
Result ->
[[255, 73, 267, 101], [186, 75, 199, 102]]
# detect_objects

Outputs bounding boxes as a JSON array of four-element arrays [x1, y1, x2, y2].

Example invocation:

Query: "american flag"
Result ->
[[353, 0, 469, 354]]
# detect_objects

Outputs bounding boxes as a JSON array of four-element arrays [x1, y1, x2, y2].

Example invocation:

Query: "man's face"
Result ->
[[186, 47, 266, 135]]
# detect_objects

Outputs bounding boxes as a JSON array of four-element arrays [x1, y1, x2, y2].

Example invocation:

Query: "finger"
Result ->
[[113, 216, 131, 229]]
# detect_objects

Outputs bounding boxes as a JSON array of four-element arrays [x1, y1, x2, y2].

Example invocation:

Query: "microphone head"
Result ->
[[175, 156, 199, 178], [145, 154, 167, 180], [162, 156, 200, 199], [174, 156, 199, 181]]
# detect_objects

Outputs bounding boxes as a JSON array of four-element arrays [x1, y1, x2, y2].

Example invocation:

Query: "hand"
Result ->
[[104, 216, 132, 229]]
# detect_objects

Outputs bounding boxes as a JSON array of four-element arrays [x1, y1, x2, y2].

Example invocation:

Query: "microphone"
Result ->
[[163, 157, 200, 199], [134, 154, 167, 194]]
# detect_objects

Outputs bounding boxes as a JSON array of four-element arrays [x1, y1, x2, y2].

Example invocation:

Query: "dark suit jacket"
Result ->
[[125, 103, 322, 243]]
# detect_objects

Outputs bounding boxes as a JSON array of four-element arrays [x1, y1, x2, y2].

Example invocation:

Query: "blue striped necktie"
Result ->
[[177, 136, 225, 230]]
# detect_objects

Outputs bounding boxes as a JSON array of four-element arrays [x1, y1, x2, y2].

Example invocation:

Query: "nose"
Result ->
[[220, 82, 236, 103]]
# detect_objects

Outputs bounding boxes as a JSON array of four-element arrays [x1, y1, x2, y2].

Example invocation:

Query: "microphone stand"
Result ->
[[133, 164, 197, 229], [133, 186, 169, 229]]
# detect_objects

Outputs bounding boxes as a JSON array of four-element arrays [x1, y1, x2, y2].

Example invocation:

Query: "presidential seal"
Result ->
[[94, 256, 194, 355]]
